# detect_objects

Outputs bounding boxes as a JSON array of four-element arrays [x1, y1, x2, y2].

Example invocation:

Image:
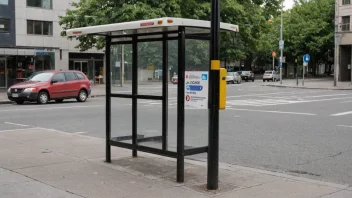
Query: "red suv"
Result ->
[[7, 70, 91, 104]]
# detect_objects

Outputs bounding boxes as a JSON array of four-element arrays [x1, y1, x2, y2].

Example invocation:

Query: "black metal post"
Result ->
[[132, 35, 138, 157], [177, 27, 186, 183], [105, 36, 112, 163], [207, 0, 220, 190], [162, 33, 169, 151]]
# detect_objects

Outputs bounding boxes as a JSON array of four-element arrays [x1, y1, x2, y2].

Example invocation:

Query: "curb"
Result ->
[[90, 94, 106, 98], [0, 100, 13, 105], [262, 84, 352, 90]]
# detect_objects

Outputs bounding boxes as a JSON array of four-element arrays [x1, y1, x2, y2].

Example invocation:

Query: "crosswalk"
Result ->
[[226, 99, 305, 107]]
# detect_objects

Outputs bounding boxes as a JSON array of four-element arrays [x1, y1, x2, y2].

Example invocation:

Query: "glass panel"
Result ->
[[43, 21, 52, 35], [0, 0, 8, 5], [0, 59, 6, 87], [0, 18, 9, 33], [74, 62, 81, 71], [27, 20, 34, 34], [137, 41, 162, 96], [81, 62, 88, 76], [137, 100, 162, 149], [34, 21, 42, 35], [111, 98, 132, 143], [42, 0, 51, 9], [110, 44, 132, 94], [184, 39, 210, 149], [27, 0, 41, 7]]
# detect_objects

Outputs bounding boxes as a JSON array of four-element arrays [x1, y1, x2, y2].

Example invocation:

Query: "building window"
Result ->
[[27, 0, 52, 9], [27, 20, 53, 35], [0, 0, 8, 5], [0, 19, 9, 33], [341, 16, 350, 31], [342, 0, 351, 5]]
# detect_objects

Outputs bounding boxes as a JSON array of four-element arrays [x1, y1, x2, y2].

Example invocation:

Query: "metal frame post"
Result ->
[[105, 36, 112, 163], [177, 27, 185, 183], [162, 33, 169, 151], [208, 0, 220, 190], [132, 35, 138, 157]]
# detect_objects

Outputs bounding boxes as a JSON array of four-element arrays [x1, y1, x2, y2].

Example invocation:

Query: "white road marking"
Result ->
[[227, 91, 295, 98], [227, 108, 316, 116], [341, 100, 352, 103], [0, 105, 103, 113], [337, 125, 352, 128], [331, 111, 352, 117], [4, 122, 30, 127], [74, 132, 87, 134], [0, 127, 39, 133]]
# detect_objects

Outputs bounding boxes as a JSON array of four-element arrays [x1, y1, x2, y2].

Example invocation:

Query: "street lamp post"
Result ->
[[279, 0, 283, 84]]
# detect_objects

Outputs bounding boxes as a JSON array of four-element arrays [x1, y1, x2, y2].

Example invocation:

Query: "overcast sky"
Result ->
[[284, 0, 295, 10]]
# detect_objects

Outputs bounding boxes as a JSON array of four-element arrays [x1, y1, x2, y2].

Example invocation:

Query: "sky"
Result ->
[[284, 0, 295, 10]]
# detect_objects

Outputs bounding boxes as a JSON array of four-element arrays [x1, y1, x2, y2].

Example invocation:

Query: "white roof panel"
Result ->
[[66, 17, 239, 37]]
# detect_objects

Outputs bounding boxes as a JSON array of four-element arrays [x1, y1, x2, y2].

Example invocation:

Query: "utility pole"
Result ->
[[334, 0, 339, 86], [208, 0, 220, 190], [279, 0, 283, 84]]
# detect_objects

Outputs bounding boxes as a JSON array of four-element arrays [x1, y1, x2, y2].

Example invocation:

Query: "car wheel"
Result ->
[[15, 100, 24, 105], [252, 79, 254, 82], [77, 89, 87, 102], [55, 99, 64, 103], [232, 80, 236, 84], [37, 91, 49, 104], [263, 79, 265, 82]]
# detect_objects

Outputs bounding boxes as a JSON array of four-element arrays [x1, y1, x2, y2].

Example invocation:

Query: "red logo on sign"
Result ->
[[186, 75, 188, 78], [186, 95, 190, 101]]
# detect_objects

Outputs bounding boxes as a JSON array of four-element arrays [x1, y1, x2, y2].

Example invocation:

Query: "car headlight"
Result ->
[[23, 88, 37, 92], [7, 88, 11, 93]]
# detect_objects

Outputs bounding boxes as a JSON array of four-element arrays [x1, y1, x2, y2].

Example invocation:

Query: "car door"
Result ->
[[64, 72, 80, 97], [49, 72, 67, 99]]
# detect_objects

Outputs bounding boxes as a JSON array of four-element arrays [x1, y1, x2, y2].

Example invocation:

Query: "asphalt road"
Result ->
[[1, 80, 352, 185]]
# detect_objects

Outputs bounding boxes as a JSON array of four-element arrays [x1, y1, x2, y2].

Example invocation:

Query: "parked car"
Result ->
[[7, 70, 91, 105], [172, 75, 178, 84], [263, 70, 280, 82], [226, 72, 242, 84], [240, 71, 255, 82]]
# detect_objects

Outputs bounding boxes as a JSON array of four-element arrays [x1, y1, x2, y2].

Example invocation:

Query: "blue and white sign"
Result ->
[[279, 40, 284, 49], [303, 54, 310, 63], [185, 71, 209, 109], [169, 67, 172, 71], [279, 61, 283, 67]]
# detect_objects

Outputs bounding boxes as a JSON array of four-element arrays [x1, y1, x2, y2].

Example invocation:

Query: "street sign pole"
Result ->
[[208, 0, 220, 190], [273, 56, 274, 71], [279, 0, 283, 85], [303, 63, 305, 86]]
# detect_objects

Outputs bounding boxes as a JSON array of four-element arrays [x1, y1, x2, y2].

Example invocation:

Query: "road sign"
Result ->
[[303, 62, 308, 67], [279, 40, 284, 49], [272, 52, 276, 57], [185, 71, 208, 109], [303, 54, 310, 63], [279, 61, 282, 67]]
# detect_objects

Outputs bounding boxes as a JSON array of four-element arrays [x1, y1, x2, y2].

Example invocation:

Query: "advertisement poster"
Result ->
[[185, 71, 209, 109]]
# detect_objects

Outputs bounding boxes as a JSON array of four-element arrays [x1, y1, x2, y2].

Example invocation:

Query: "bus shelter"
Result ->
[[66, 17, 238, 183]]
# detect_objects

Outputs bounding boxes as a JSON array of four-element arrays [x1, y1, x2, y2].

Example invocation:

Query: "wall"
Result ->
[[138, 69, 154, 82], [0, 0, 16, 47]]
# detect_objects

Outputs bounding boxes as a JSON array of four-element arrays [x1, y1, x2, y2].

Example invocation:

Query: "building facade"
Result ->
[[0, 0, 104, 88], [337, 0, 352, 81]]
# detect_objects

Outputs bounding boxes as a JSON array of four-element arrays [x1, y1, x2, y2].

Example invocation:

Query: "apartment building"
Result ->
[[0, 0, 104, 88], [337, 0, 352, 81]]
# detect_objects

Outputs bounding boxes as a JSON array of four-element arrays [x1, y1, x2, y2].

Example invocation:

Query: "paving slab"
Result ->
[[320, 190, 352, 198], [0, 181, 82, 198], [0, 168, 32, 186], [17, 160, 172, 198], [0, 128, 347, 198], [217, 179, 339, 198]]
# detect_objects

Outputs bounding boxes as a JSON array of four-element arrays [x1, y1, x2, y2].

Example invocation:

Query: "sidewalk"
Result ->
[[0, 128, 351, 198], [263, 78, 352, 90]]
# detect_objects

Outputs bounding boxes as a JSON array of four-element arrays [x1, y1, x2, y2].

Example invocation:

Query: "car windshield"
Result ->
[[242, 71, 250, 75], [227, 72, 235, 76], [265, 71, 273, 74], [27, 72, 54, 82]]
